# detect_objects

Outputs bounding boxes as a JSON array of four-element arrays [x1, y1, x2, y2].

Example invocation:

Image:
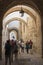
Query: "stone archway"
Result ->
[[4, 17, 27, 27], [3, 4, 42, 55], [2, 17, 27, 44], [8, 28, 19, 40], [0, 0, 42, 59]]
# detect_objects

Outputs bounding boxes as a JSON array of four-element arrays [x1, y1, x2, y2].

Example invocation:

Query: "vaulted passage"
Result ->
[[0, 0, 43, 65], [2, 5, 42, 57], [0, 1, 43, 65]]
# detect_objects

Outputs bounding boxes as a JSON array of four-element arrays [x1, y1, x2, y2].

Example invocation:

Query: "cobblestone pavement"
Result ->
[[0, 52, 43, 65]]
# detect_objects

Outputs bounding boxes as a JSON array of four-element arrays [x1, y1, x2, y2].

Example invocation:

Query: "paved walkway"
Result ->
[[0, 51, 43, 65]]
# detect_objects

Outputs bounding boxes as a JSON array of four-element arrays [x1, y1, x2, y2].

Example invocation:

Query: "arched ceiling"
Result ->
[[3, 5, 37, 21], [5, 17, 28, 29], [0, 0, 43, 15], [0, 0, 43, 30], [8, 27, 19, 33], [3, 5, 41, 30], [3, 11, 33, 24]]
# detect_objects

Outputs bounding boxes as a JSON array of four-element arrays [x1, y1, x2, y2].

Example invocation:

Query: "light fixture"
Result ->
[[19, 6, 24, 17]]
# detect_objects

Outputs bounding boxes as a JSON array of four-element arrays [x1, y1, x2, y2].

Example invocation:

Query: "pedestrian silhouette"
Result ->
[[5, 40, 12, 65]]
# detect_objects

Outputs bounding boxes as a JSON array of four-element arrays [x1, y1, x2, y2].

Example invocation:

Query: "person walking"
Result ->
[[13, 40, 18, 60], [29, 40, 33, 54], [25, 40, 30, 54], [5, 40, 12, 65]]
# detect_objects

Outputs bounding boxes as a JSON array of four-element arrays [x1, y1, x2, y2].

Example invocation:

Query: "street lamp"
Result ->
[[19, 6, 24, 17]]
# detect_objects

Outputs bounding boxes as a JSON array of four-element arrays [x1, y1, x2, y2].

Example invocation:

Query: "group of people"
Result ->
[[5, 39, 33, 65], [25, 40, 33, 54], [5, 39, 18, 65]]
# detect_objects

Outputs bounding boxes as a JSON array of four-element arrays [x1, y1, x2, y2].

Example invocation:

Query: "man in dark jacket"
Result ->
[[5, 40, 12, 65]]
